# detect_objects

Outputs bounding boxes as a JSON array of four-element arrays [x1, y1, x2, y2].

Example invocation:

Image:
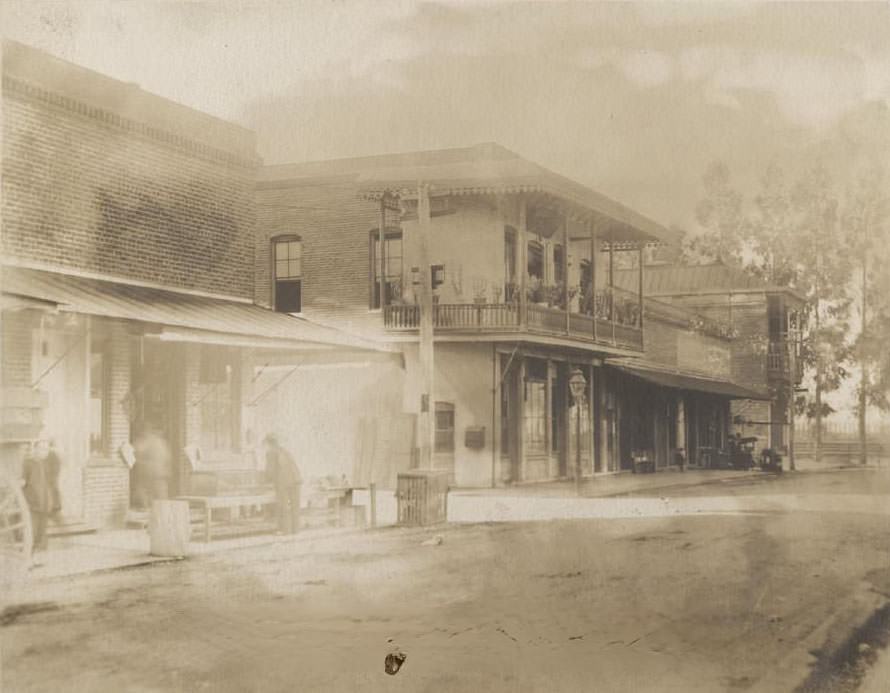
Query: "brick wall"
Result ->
[[1, 310, 34, 386], [83, 464, 129, 527], [107, 321, 132, 455], [3, 66, 257, 300], [255, 179, 378, 314]]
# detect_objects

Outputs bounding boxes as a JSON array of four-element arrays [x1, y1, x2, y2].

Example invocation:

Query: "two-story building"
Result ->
[[615, 261, 805, 459], [256, 144, 768, 488], [0, 41, 393, 530]]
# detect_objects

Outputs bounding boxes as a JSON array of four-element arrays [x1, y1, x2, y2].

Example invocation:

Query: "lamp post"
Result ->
[[568, 367, 587, 497]]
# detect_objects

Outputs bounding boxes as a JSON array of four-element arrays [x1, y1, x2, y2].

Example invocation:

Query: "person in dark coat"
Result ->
[[22, 438, 62, 562], [264, 433, 302, 534]]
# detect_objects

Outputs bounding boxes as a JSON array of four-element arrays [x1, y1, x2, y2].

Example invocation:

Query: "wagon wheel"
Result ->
[[0, 471, 32, 586]]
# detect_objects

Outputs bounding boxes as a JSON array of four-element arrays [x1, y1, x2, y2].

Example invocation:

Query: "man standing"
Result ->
[[264, 433, 302, 534], [22, 438, 62, 566]]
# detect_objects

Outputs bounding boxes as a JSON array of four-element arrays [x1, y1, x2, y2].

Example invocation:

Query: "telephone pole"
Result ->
[[416, 184, 435, 469]]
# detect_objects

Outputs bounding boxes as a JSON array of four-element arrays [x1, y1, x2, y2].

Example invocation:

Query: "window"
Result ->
[[434, 402, 455, 453], [553, 244, 565, 284], [504, 227, 517, 283], [528, 241, 544, 280], [273, 236, 302, 313], [524, 358, 547, 455], [370, 229, 403, 309], [89, 339, 110, 454]]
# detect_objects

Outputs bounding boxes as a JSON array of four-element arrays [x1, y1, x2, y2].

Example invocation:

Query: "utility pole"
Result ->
[[416, 184, 434, 469]]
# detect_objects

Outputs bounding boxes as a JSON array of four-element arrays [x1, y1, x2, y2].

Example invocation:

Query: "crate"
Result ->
[[396, 470, 449, 526]]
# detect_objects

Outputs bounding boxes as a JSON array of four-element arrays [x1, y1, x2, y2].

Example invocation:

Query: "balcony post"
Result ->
[[563, 214, 570, 335], [609, 228, 616, 345], [379, 194, 387, 311], [638, 242, 645, 346], [590, 218, 597, 342], [518, 195, 528, 328]]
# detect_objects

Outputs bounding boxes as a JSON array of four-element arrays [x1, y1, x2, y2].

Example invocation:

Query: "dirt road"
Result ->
[[3, 472, 890, 692]]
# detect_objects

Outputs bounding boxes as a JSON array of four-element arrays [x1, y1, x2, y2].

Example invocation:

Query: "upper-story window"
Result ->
[[553, 244, 565, 284], [370, 229, 403, 309], [528, 241, 544, 281], [273, 235, 302, 313]]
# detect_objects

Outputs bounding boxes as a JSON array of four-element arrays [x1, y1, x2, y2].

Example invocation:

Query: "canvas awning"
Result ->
[[607, 359, 770, 400], [1, 266, 392, 354]]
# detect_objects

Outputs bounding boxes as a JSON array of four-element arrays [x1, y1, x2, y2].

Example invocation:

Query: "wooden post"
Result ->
[[417, 184, 435, 470], [609, 229, 616, 345], [563, 215, 570, 334], [518, 196, 528, 328], [517, 356, 526, 483], [590, 219, 597, 342], [369, 482, 377, 528], [378, 194, 387, 311], [638, 243, 645, 345]]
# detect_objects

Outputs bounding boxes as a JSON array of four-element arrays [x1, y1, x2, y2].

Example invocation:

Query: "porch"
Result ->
[[384, 287, 643, 351]]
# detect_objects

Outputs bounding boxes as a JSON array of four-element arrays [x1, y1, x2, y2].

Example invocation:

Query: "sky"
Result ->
[[3, 1, 890, 232]]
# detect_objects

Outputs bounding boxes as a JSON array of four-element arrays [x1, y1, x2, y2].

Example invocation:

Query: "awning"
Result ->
[[607, 359, 770, 400], [1, 266, 392, 353]]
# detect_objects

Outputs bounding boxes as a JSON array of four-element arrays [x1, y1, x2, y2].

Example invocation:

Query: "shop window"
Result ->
[[273, 235, 302, 313], [434, 402, 455, 453], [524, 359, 547, 455], [198, 348, 240, 453], [370, 229, 403, 309], [89, 339, 110, 454]]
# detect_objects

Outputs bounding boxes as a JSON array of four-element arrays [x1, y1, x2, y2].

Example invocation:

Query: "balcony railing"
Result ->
[[383, 291, 643, 351]]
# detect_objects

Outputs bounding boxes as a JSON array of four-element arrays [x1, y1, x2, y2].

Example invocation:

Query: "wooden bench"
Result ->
[[177, 493, 277, 542]]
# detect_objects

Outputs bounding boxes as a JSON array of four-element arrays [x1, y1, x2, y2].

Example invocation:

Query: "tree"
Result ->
[[789, 163, 852, 463], [685, 162, 749, 265], [843, 161, 890, 463]]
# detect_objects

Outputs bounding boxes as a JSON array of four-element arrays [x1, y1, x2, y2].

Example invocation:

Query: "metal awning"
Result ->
[[607, 359, 770, 400], [1, 266, 392, 353]]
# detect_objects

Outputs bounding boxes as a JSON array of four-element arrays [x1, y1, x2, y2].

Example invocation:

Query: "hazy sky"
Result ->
[[3, 1, 890, 230]]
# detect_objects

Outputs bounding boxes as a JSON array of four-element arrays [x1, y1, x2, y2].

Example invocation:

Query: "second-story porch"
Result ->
[[358, 145, 672, 355]]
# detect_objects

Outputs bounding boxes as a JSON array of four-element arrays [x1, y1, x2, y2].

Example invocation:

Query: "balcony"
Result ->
[[766, 340, 802, 383], [383, 288, 643, 351]]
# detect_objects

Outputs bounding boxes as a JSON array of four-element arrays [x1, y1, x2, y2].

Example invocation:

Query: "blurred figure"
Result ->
[[22, 438, 62, 565], [263, 433, 302, 534], [133, 422, 173, 509]]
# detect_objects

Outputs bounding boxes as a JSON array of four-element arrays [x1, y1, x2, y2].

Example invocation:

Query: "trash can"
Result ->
[[396, 470, 449, 526], [149, 500, 191, 557]]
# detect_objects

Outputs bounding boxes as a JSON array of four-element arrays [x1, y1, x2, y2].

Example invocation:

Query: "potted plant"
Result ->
[[472, 278, 488, 305]]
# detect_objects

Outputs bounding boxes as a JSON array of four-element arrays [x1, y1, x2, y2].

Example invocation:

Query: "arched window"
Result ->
[[272, 235, 302, 313]]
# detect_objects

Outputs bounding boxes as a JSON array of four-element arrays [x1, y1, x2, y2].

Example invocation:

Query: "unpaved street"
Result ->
[[3, 470, 890, 692]]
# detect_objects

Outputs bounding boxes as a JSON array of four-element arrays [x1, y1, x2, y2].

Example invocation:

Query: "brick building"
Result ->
[[256, 144, 770, 487], [0, 41, 392, 530]]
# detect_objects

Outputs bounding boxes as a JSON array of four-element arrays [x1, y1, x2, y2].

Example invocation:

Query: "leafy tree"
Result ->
[[843, 161, 890, 462], [684, 162, 749, 265]]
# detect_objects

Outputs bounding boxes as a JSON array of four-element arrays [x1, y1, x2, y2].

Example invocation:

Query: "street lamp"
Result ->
[[568, 367, 587, 496]]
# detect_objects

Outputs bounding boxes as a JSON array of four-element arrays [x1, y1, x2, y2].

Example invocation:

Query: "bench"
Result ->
[[177, 493, 277, 542]]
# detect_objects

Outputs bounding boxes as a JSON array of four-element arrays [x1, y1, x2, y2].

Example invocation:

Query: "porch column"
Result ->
[[518, 196, 528, 328], [517, 356, 526, 482], [589, 219, 597, 341], [378, 194, 387, 311], [492, 346, 501, 488], [638, 242, 645, 345], [609, 229, 616, 345], [562, 215, 570, 334], [588, 364, 596, 476]]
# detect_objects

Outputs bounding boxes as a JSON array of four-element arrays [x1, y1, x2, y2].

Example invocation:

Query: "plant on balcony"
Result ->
[[504, 281, 520, 304], [527, 276, 545, 304], [472, 278, 488, 304], [492, 285, 503, 304]]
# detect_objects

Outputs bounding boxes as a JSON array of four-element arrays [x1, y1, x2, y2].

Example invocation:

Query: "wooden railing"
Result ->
[[384, 299, 643, 350], [766, 341, 793, 380]]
